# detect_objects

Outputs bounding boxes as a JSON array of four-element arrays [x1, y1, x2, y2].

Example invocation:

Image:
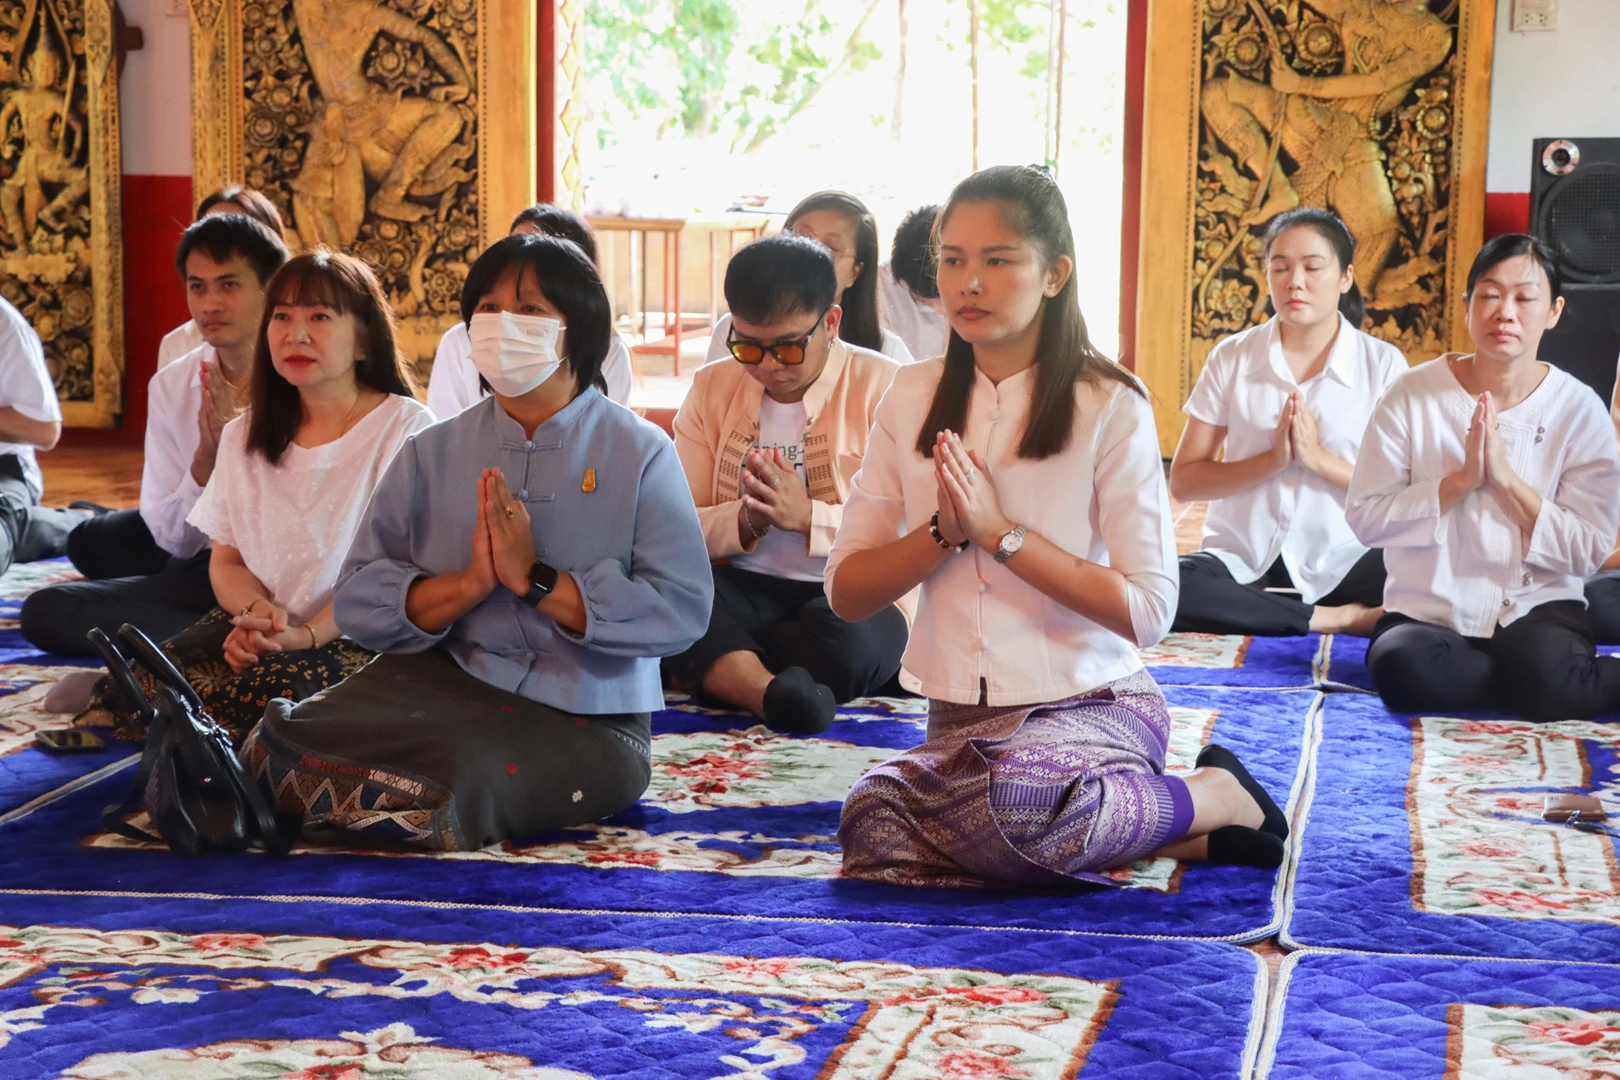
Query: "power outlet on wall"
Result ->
[[1511, 0, 1557, 32]]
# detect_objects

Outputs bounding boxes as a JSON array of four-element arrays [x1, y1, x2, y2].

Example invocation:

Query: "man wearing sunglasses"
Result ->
[[669, 234, 912, 733]]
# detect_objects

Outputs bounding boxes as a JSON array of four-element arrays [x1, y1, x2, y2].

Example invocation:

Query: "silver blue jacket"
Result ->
[[334, 389, 713, 714]]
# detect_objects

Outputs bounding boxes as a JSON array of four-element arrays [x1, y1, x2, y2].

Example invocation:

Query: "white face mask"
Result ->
[[468, 311, 566, 397]]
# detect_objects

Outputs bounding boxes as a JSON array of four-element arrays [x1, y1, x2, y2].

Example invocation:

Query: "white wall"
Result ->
[[117, 0, 191, 176], [1487, 0, 1620, 194]]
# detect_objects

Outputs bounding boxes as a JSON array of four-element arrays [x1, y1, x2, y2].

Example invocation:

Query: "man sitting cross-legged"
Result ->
[[665, 233, 911, 734], [22, 214, 290, 658]]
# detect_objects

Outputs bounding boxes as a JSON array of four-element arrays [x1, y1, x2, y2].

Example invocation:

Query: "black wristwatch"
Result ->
[[521, 560, 559, 605]]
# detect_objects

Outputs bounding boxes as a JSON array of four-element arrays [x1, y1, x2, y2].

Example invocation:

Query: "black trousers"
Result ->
[[1172, 549, 1386, 636], [66, 507, 171, 580], [663, 563, 909, 703], [0, 454, 81, 576], [1584, 570, 1620, 645], [20, 550, 216, 657], [1366, 601, 1620, 721]]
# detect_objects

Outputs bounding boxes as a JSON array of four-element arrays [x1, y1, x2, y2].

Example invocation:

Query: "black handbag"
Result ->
[[90, 623, 290, 857]]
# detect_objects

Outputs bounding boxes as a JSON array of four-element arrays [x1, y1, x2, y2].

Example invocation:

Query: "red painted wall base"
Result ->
[[59, 174, 194, 450], [1485, 191, 1533, 240]]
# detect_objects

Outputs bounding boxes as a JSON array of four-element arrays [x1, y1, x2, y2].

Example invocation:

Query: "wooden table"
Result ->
[[588, 214, 772, 376]]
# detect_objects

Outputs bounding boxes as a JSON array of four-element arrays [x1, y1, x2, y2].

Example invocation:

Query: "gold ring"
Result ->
[[503, 505, 515, 519]]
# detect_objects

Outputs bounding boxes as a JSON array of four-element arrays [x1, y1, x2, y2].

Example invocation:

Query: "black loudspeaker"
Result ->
[[1531, 138, 1620, 404]]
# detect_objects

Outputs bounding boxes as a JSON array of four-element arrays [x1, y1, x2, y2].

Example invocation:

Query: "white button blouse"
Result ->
[[826, 357, 1178, 706], [1185, 314, 1408, 603], [1346, 355, 1620, 638]]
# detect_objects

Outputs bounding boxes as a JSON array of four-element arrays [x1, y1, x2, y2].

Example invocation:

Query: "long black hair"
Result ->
[[915, 165, 1139, 461], [785, 191, 882, 353], [1261, 207, 1365, 328], [246, 250, 417, 465], [460, 233, 611, 396]]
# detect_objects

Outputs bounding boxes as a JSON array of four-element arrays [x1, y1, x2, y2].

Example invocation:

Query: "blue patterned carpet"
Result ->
[[4, 559, 1620, 1076]]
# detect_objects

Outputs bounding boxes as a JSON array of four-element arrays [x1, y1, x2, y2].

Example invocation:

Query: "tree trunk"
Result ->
[[892, 0, 908, 143], [970, 0, 980, 171]]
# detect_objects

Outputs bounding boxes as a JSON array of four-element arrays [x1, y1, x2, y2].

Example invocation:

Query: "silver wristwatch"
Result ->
[[994, 524, 1027, 564]]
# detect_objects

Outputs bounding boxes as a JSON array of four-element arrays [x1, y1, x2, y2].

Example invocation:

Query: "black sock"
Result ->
[[763, 667, 836, 735], [1197, 743, 1288, 840], [1206, 825, 1284, 869]]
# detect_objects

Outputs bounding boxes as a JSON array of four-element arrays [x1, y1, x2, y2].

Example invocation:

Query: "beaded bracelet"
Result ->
[[929, 512, 969, 552], [742, 503, 767, 541]]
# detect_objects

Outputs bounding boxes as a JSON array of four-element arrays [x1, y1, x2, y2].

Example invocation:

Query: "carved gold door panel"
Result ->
[[189, 0, 533, 374], [1136, 0, 1494, 455], [0, 0, 123, 427]]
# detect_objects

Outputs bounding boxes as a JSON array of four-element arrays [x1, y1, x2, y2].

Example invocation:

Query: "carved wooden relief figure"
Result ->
[[0, 0, 121, 426], [1137, 0, 1493, 453], [192, 0, 532, 373]]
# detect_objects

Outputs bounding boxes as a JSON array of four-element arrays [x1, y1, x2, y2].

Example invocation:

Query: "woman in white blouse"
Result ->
[[706, 191, 916, 366], [1348, 235, 1620, 720], [80, 251, 434, 741], [1170, 209, 1406, 638], [826, 165, 1289, 888]]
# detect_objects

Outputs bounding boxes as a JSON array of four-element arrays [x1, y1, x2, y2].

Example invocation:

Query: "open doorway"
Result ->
[[557, 0, 1128, 399]]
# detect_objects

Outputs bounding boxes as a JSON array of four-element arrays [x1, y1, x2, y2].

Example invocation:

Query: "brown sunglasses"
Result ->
[[725, 310, 828, 366]]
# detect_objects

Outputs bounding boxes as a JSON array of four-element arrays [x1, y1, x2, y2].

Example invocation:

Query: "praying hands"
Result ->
[[740, 447, 813, 537]]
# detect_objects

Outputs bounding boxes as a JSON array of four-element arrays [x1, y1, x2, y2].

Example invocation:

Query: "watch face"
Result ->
[[528, 560, 559, 595], [1002, 530, 1024, 554]]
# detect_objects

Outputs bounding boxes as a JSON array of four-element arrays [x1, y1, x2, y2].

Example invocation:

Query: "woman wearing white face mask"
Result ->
[[240, 234, 713, 851]]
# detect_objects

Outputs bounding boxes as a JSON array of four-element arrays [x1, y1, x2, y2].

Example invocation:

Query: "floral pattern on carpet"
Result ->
[[1408, 718, 1620, 924], [1448, 1003, 1620, 1076], [0, 561, 81, 601], [0, 675, 100, 758], [1139, 633, 1250, 670], [87, 708, 1223, 894], [61, 1023, 590, 1079], [0, 923, 1120, 1079], [644, 726, 894, 813]]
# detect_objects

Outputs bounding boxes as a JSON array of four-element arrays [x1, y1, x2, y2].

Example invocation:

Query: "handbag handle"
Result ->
[[117, 623, 205, 714], [86, 627, 155, 729]]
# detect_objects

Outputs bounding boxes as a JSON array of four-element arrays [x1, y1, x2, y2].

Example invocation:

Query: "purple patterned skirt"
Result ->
[[838, 669, 1193, 889]]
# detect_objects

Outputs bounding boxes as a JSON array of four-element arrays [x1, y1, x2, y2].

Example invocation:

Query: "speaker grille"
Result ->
[[1541, 163, 1620, 283]]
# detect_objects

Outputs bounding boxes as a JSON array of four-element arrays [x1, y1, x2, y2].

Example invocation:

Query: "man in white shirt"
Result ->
[[0, 295, 84, 576], [877, 204, 949, 362], [426, 203, 633, 418], [21, 214, 289, 656], [156, 185, 288, 370]]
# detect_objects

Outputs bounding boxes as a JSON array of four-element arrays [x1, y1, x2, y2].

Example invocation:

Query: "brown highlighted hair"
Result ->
[[915, 164, 1140, 461], [246, 250, 417, 465], [197, 185, 287, 241]]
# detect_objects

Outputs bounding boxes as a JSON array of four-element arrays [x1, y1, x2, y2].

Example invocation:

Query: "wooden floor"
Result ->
[[39, 445, 143, 509]]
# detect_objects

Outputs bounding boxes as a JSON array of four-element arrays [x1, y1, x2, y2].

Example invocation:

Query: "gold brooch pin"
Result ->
[[582, 468, 596, 493]]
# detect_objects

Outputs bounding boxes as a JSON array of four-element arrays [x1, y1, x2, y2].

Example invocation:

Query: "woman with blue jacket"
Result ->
[[243, 234, 713, 850]]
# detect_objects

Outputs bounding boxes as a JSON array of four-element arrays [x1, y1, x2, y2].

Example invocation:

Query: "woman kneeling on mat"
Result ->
[[76, 251, 433, 741], [1350, 234, 1620, 721], [827, 165, 1289, 888], [1170, 209, 1406, 638], [242, 234, 713, 851]]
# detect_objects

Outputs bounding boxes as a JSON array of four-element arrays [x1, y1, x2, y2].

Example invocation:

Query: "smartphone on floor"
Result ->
[[35, 729, 107, 753]]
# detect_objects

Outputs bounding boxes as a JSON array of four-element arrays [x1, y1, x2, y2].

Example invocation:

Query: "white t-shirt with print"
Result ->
[[730, 396, 826, 582], [187, 393, 435, 624]]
